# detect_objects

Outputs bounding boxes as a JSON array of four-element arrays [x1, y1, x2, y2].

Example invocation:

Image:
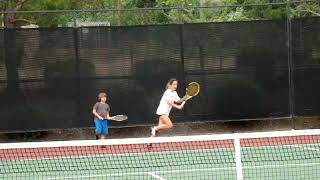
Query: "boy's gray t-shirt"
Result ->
[[93, 102, 110, 118]]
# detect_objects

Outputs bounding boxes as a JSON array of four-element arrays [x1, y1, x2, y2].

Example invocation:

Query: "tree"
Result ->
[[0, 0, 110, 28], [2, 0, 319, 27], [0, 0, 107, 99], [1, 0, 31, 28], [291, 2, 320, 17]]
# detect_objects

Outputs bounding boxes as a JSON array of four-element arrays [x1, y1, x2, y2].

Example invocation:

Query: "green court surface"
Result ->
[[1, 144, 319, 180]]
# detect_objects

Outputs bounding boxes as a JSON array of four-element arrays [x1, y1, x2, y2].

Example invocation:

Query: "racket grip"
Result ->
[[185, 95, 193, 101], [182, 95, 190, 101]]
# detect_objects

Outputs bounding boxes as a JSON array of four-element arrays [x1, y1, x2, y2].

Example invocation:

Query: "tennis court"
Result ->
[[1, 129, 320, 180]]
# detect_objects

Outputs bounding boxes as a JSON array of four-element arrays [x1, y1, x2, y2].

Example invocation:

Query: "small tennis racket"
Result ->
[[110, 115, 128, 121], [184, 82, 200, 101]]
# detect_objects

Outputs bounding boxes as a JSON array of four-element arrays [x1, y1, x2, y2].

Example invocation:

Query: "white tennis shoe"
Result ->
[[151, 127, 156, 137]]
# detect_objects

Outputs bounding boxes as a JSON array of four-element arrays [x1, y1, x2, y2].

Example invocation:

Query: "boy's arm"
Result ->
[[104, 105, 113, 120], [104, 111, 113, 120], [92, 109, 104, 120]]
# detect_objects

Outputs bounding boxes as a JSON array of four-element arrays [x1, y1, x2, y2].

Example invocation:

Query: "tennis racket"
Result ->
[[110, 115, 128, 121], [184, 82, 200, 101]]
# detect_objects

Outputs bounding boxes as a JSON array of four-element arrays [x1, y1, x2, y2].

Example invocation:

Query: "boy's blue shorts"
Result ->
[[94, 118, 109, 135]]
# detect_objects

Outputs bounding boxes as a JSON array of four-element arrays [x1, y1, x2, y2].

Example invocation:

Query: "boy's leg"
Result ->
[[100, 120, 109, 139], [94, 118, 102, 139]]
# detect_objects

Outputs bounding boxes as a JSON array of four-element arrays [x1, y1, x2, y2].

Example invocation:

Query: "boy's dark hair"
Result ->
[[98, 92, 107, 100]]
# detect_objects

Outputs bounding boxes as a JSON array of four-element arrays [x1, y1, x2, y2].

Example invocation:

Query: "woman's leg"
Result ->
[[158, 115, 173, 130], [152, 115, 173, 136]]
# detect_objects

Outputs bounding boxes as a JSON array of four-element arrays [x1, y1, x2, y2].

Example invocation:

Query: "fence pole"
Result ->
[[178, 6, 183, 24], [179, 24, 186, 117], [72, 11, 82, 124], [1, 12, 3, 27], [286, 0, 295, 129]]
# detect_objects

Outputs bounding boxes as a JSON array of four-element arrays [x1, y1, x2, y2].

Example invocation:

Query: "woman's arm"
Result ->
[[168, 101, 186, 110], [175, 95, 191, 104]]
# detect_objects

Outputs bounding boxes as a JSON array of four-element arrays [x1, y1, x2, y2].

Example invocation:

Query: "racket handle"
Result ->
[[181, 101, 186, 106], [182, 95, 190, 101], [185, 95, 193, 101]]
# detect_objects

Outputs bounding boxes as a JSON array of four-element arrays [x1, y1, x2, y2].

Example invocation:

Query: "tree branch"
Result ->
[[11, 18, 34, 24], [297, 9, 320, 16], [99, 0, 106, 9], [0, 0, 8, 11], [14, 0, 31, 11], [305, 9, 320, 16]]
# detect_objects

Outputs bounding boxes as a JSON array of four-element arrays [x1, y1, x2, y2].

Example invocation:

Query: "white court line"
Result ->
[[304, 147, 320, 151], [47, 162, 320, 179], [242, 162, 320, 169], [293, 145, 320, 152], [147, 172, 167, 180], [47, 172, 148, 180]]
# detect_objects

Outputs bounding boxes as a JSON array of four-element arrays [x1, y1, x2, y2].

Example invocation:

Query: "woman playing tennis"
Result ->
[[151, 78, 187, 137]]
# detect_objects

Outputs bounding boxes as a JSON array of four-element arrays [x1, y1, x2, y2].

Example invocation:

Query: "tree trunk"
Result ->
[[117, 0, 123, 26], [199, 0, 205, 20], [3, 0, 30, 96]]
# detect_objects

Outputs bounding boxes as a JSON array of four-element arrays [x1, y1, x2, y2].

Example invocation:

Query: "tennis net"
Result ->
[[0, 129, 320, 180]]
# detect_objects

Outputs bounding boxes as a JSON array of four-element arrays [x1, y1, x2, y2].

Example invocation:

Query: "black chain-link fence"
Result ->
[[0, 2, 320, 132]]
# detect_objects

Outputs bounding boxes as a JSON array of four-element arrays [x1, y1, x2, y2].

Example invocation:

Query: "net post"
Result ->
[[234, 134, 244, 180]]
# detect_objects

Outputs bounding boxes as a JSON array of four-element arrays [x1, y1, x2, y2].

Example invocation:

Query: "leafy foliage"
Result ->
[[1, 0, 319, 27], [291, 2, 320, 17]]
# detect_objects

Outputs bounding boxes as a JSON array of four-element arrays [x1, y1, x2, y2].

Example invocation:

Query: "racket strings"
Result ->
[[186, 82, 200, 96]]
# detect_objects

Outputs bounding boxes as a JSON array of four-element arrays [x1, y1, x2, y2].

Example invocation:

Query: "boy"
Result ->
[[92, 92, 113, 139]]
